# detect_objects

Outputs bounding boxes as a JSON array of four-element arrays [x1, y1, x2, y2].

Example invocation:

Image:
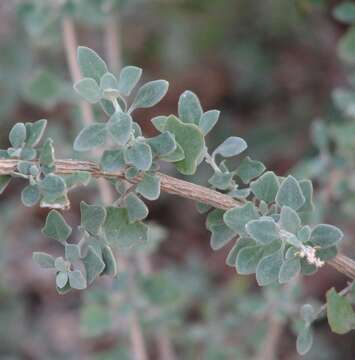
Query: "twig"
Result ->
[[0, 158, 354, 280]]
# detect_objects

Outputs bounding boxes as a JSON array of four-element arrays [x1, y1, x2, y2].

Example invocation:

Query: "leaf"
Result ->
[[151, 115, 168, 132], [339, 26, 355, 63], [100, 149, 125, 172], [300, 304, 315, 325], [213, 136, 247, 158], [33, 252, 55, 268], [126, 193, 149, 222], [226, 238, 255, 267], [278, 257, 300, 284], [208, 171, 234, 190], [199, 110, 220, 135], [0, 176, 11, 194], [178, 90, 203, 124], [65, 244, 81, 262], [9, 122, 26, 148], [82, 246, 105, 285], [250, 171, 279, 203], [236, 156, 265, 184], [279, 206, 301, 234], [64, 171, 91, 189], [298, 225, 311, 243], [223, 202, 259, 235], [236, 245, 264, 274], [246, 218, 279, 244], [25, 119, 47, 147], [100, 72, 118, 90], [74, 78, 101, 103], [77, 46, 108, 83], [80, 201, 106, 236], [42, 210, 72, 244], [125, 142, 152, 171], [296, 326, 313, 356], [130, 80, 169, 111], [21, 184, 40, 207], [147, 132, 176, 156], [136, 173, 161, 200], [56, 271, 69, 289], [69, 270, 87, 290], [104, 207, 148, 248], [326, 287, 355, 334], [55, 257, 68, 272], [256, 250, 283, 286], [101, 245, 118, 276], [39, 138, 55, 168], [275, 175, 305, 210], [117, 66, 142, 96], [210, 224, 236, 250], [298, 180, 314, 212], [107, 112, 132, 146], [310, 224, 343, 248], [39, 174, 66, 197], [164, 115, 205, 175], [74, 123, 107, 152], [333, 2, 355, 24]]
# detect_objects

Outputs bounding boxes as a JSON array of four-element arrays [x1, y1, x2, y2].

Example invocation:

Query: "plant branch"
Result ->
[[0, 158, 354, 280]]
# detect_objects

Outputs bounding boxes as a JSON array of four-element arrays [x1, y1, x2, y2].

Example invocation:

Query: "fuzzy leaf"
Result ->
[[199, 110, 220, 135], [151, 115, 168, 132], [69, 270, 87, 290], [236, 245, 264, 274], [107, 112, 132, 145], [226, 238, 255, 267], [250, 171, 279, 203], [9, 122, 26, 148], [208, 171, 233, 190], [147, 132, 176, 156], [104, 207, 148, 248], [39, 174, 66, 197], [136, 173, 161, 200], [25, 119, 47, 147], [296, 326, 313, 356], [130, 80, 169, 111], [39, 138, 55, 168], [279, 206, 301, 234], [56, 271, 69, 289], [82, 246, 105, 285], [64, 171, 91, 189], [256, 250, 283, 286], [276, 175, 305, 210], [326, 287, 355, 334], [101, 245, 118, 276], [33, 252, 55, 268], [118, 66, 142, 96], [42, 210, 72, 244], [223, 202, 259, 235], [125, 142, 152, 171], [298, 180, 314, 212], [164, 115, 204, 175], [213, 136, 247, 158], [77, 46, 108, 83], [74, 78, 101, 103], [236, 156, 265, 184], [80, 201, 106, 236], [178, 90, 203, 124], [246, 218, 279, 244], [300, 304, 315, 324], [278, 257, 300, 283], [74, 123, 107, 152], [210, 224, 235, 250], [126, 193, 149, 222], [298, 225, 311, 243], [21, 184, 40, 207], [101, 149, 125, 172], [310, 224, 343, 248], [100, 72, 118, 91], [65, 244, 81, 262]]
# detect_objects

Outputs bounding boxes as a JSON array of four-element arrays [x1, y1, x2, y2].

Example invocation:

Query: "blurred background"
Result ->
[[0, 0, 355, 359]]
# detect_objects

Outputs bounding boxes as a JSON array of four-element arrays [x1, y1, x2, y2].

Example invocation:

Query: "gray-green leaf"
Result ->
[[178, 90, 203, 125], [199, 110, 220, 135], [213, 136, 247, 158], [82, 246, 105, 285], [107, 112, 132, 146], [276, 176, 305, 210], [21, 184, 40, 207], [256, 250, 283, 286], [250, 171, 279, 203], [42, 210, 72, 244], [136, 173, 161, 200], [74, 78, 101, 103], [101, 149, 125, 172], [9, 122, 26, 148], [118, 66, 142, 96], [236, 156, 265, 184], [296, 326, 313, 356], [80, 201, 107, 236], [69, 269, 87, 290], [126, 193, 149, 222], [77, 46, 108, 83], [130, 80, 169, 111], [223, 202, 259, 235], [125, 142, 152, 171], [236, 245, 264, 274], [246, 218, 279, 245], [33, 252, 55, 268], [25, 119, 47, 147], [74, 123, 107, 152], [310, 224, 343, 248]]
